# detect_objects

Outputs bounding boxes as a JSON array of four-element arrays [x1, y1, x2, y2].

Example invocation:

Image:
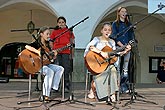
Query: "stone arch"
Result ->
[[91, 1, 149, 83], [92, 1, 164, 36], [0, 0, 59, 16], [0, 0, 59, 46], [92, 1, 143, 32]]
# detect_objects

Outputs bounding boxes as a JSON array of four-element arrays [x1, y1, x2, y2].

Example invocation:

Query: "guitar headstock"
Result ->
[[128, 40, 135, 47], [67, 43, 75, 48], [66, 43, 71, 47]]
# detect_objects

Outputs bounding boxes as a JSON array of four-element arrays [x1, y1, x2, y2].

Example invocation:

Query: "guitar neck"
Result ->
[[55, 44, 71, 53], [111, 41, 134, 55], [116, 46, 126, 52], [115, 40, 135, 53]]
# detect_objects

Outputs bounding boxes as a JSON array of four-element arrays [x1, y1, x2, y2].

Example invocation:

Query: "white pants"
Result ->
[[40, 64, 64, 97]]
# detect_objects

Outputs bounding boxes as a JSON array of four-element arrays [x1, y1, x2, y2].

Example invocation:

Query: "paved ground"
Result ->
[[0, 81, 165, 110]]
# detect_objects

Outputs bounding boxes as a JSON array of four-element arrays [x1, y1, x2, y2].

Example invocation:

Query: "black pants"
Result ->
[[56, 54, 72, 89]]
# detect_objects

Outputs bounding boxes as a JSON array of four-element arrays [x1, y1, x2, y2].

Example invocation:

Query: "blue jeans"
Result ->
[[116, 51, 131, 93], [120, 73, 129, 93]]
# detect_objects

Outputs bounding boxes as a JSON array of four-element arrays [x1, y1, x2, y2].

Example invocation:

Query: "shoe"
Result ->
[[44, 96, 50, 103], [110, 94, 116, 103], [39, 95, 44, 102], [64, 87, 69, 93], [123, 70, 128, 77], [88, 91, 95, 99], [125, 90, 129, 93], [51, 88, 59, 93], [122, 90, 129, 94]]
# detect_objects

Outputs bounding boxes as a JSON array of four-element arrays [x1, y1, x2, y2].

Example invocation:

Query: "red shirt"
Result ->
[[50, 28, 75, 54]]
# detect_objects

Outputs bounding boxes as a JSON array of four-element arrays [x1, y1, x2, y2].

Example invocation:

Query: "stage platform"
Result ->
[[0, 81, 165, 110]]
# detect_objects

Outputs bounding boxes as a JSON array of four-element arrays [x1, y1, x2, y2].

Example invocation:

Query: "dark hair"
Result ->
[[57, 16, 66, 23]]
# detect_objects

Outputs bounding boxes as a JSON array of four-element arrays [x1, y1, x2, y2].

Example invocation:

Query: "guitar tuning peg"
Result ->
[[71, 43, 75, 47]]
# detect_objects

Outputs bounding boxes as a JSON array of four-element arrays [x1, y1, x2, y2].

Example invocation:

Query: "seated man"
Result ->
[[156, 59, 165, 84]]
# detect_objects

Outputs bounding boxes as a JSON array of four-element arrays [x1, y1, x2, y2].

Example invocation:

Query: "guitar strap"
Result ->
[[108, 39, 114, 49], [94, 37, 99, 47]]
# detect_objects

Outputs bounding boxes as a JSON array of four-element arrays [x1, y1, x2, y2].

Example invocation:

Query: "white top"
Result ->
[[84, 36, 116, 57]]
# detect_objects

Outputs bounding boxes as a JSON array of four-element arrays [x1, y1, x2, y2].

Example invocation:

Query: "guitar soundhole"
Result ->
[[43, 55, 47, 61]]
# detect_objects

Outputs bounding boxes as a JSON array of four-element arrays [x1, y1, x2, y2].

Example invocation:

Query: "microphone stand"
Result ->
[[49, 17, 95, 108], [51, 16, 89, 42], [116, 3, 165, 107]]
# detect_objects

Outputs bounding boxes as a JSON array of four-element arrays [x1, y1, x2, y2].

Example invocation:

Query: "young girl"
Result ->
[[25, 26, 64, 102], [50, 16, 75, 92], [111, 7, 135, 93], [84, 22, 131, 102]]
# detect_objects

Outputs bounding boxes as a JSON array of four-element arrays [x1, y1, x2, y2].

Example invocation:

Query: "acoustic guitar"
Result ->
[[19, 44, 72, 74], [85, 40, 134, 75]]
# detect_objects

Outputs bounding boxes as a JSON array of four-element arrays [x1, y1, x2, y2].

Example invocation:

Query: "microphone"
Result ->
[[32, 34, 37, 40], [49, 26, 60, 30], [124, 13, 132, 17], [107, 34, 112, 38], [47, 37, 51, 41], [106, 34, 110, 37], [107, 34, 115, 40], [47, 37, 53, 42]]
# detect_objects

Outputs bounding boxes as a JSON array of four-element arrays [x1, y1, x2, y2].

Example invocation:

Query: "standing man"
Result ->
[[50, 16, 75, 92]]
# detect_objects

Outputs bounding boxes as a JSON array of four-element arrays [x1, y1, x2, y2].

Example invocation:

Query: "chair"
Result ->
[[38, 72, 65, 101], [17, 73, 39, 104], [17, 72, 64, 104], [84, 69, 93, 103]]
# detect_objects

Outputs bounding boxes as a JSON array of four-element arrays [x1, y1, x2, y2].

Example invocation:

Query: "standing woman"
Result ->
[[84, 22, 126, 102], [25, 26, 64, 101], [50, 16, 75, 92], [111, 7, 135, 93]]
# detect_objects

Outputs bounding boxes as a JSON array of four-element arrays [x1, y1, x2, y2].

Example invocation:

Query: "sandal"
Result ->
[[44, 96, 50, 103], [88, 89, 95, 99], [110, 94, 116, 103]]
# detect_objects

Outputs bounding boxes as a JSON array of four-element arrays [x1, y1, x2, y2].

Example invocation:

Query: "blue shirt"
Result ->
[[111, 20, 134, 45], [157, 69, 165, 82]]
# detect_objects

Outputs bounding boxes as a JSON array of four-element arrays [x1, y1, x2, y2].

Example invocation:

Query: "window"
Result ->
[[149, 57, 165, 73]]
